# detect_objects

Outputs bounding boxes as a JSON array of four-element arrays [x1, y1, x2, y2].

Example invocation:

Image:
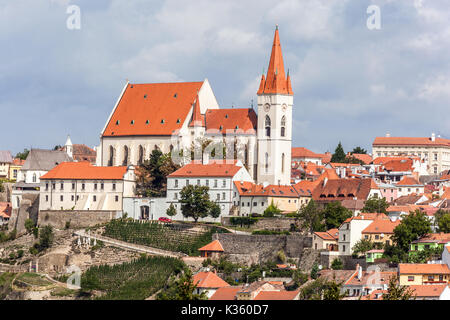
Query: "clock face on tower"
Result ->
[[264, 104, 270, 112]]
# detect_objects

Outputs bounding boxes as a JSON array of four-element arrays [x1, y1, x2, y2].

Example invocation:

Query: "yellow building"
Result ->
[[361, 219, 401, 246], [398, 263, 450, 286], [8, 158, 25, 181]]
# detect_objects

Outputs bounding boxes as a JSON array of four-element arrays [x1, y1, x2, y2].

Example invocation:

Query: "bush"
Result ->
[[24, 219, 35, 234], [263, 201, 282, 217], [65, 221, 71, 230], [331, 258, 343, 270]]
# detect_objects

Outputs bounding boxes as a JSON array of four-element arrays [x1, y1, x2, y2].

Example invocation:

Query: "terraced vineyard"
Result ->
[[81, 255, 185, 300], [103, 219, 229, 256]]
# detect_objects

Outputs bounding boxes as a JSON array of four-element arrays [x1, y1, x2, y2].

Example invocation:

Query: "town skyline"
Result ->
[[1, 1, 450, 156]]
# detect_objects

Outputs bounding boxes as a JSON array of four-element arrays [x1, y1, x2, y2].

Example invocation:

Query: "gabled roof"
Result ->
[[344, 271, 395, 286], [373, 136, 450, 148], [188, 93, 205, 128], [234, 182, 299, 198], [396, 176, 423, 186], [12, 158, 25, 166], [21, 149, 73, 171], [254, 290, 300, 300], [257, 27, 292, 95], [291, 147, 323, 159], [0, 151, 13, 164], [102, 81, 204, 137], [169, 160, 243, 178], [205, 108, 257, 134], [312, 178, 374, 201], [409, 284, 448, 298], [293, 180, 319, 197], [60, 144, 96, 163], [373, 156, 416, 165], [314, 228, 339, 241], [193, 272, 229, 289], [362, 219, 400, 234], [412, 233, 450, 244], [198, 240, 224, 252], [40, 162, 128, 180], [350, 153, 373, 165], [381, 159, 415, 172], [209, 286, 242, 300], [391, 194, 423, 205], [343, 212, 389, 224], [399, 263, 450, 275]]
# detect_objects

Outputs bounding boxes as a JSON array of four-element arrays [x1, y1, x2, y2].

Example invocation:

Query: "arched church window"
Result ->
[[108, 146, 115, 166], [138, 145, 144, 165], [123, 146, 129, 166], [265, 116, 271, 137], [265, 152, 269, 173], [32, 173, 37, 183], [281, 116, 286, 137]]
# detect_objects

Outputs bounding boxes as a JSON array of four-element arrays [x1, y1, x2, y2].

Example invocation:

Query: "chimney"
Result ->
[[431, 133, 436, 142]]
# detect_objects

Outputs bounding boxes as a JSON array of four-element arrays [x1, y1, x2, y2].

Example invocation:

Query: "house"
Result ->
[[167, 160, 253, 221], [9, 158, 25, 181], [409, 284, 450, 300], [313, 228, 339, 251], [209, 286, 243, 300], [235, 281, 285, 300], [253, 290, 300, 300], [338, 213, 389, 256], [291, 147, 324, 165], [343, 265, 396, 298], [396, 176, 425, 198], [198, 240, 224, 259], [39, 161, 136, 212], [372, 134, 450, 175], [0, 151, 13, 179], [361, 218, 401, 246], [398, 263, 450, 285], [0, 202, 11, 225], [60, 135, 97, 164], [366, 249, 385, 263], [234, 182, 302, 216], [409, 233, 450, 259], [378, 183, 398, 203], [347, 153, 373, 165], [373, 157, 427, 184], [192, 271, 230, 299]]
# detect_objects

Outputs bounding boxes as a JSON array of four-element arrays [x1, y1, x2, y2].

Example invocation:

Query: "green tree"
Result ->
[[38, 225, 54, 250], [322, 201, 352, 230], [135, 150, 180, 197], [166, 204, 177, 217], [382, 275, 415, 300], [362, 196, 389, 214], [310, 263, 319, 280], [297, 199, 325, 233], [331, 258, 343, 270], [323, 279, 347, 300], [156, 268, 208, 300], [179, 185, 212, 223], [392, 210, 432, 253], [435, 210, 450, 233], [351, 147, 367, 154], [352, 238, 375, 256], [263, 201, 282, 217], [209, 202, 221, 219], [24, 219, 36, 234], [15, 148, 29, 160], [330, 142, 346, 163]]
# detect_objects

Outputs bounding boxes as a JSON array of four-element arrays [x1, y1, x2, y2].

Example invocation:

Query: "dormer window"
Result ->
[[116, 120, 120, 125], [144, 94, 147, 98], [176, 119, 181, 123], [225, 114, 228, 118], [131, 120, 135, 125], [161, 119, 165, 124], [174, 93, 177, 98], [146, 120, 149, 125]]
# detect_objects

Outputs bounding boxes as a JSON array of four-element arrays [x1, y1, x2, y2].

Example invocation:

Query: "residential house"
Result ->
[[167, 160, 253, 221], [209, 286, 243, 300], [313, 228, 339, 251], [0, 202, 11, 225], [409, 233, 450, 259], [198, 240, 224, 259], [235, 281, 285, 300], [192, 271, 230, 299], [338, 213, 389, 256], [398, 263, 450, 285], [253, 290, 300, 300], [361, 218, 401, 246], [291, 147, 324, 165], [343, 265, 396, 298], [0, 151, 13, 179], [39, 162, 136, 212], [409, 284, 450, 300], [9, 158, 25, 181], [366, 249, 385, 263], [396, 176, 425, 198]]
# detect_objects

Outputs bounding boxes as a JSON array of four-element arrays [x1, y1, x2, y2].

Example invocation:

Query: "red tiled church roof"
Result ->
[[205, 108, 257, 134], [40, 162, 128, 180], [373, 137, 450, 147]]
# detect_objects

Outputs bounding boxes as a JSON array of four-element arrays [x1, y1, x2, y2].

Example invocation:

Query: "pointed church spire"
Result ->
[[257, 26, 293, 95]]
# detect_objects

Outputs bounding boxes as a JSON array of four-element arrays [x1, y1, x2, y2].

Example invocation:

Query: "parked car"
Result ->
[[158, 217, 172, 223]]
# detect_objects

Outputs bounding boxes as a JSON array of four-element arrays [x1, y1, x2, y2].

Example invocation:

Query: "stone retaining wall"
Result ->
[[38, 210, 119, 229], [221, 217, 297, 231]]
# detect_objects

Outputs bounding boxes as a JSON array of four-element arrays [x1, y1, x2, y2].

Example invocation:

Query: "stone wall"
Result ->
[[8, 192, 39, 235], [221, 217, 298, 231], [38, 210, 118, 229], [213, 233, 312, 266], [320, 252, 367, 270], [0, 183, 13, 202]]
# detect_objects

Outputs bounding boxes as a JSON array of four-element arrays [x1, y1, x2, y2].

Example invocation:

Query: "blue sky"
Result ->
[[1, 0, 449, 156]]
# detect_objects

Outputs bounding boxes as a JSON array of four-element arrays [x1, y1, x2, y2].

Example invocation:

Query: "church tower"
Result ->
[[256, 26, 293, 185]]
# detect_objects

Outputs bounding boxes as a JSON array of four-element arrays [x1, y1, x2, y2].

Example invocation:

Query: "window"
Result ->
[[45, 195, 48, 202], [174, 193, 177, 200], [71, 195, 74, 201], [52, 183, 56, 190], [123, 146, 129, 166], [216, 194, 220, 201], [439, 275, 444, 282], [197, 179, 200, 186], [253, 202, 257, 206], [222, 192, 226, 200], [265, 153, 269, 173], [214, 180, 218, 188], [81, 183, 85, 191], [222, 180, 226, 187], [45, 183, 49, 191], [280, 116, 286, 137], [101, 183, 104, 190], [428, 275, 434, 282], [342, 245, 346, 252], [282, 153, 285, 173], [408, 276, 414, 282], [342, 234, 346, 241], [93, 195, 97, 202], [265, 115, 271, 137], [33, 173, 37, 183], [115, 195, 119, 202], [72, 183, 75, 190], [174, 180, 178, 188], [60, 195, 64, 202], [112, 183, 116, 191], [364, 235, 369, 240], [375, 235, 379, 240], [94, 183, 97, 190]]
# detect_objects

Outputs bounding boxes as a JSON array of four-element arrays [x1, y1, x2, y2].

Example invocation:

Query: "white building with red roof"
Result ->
[[372, 133, 450, 175], [96, 27, 294, 186], [166, 160, 253, 221]]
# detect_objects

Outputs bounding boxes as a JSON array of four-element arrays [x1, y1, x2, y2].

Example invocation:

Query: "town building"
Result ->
[[361, 218, 401, 246], [192, 271, 230, 299], [396, 176, 425, 198], [409, 233, 450, 259], [39, 162, 136, 212], [398, 263, 450, 286], [0, 151, 13, 179], [0, 202, 11, 225], [198, 240, 224, 259], [372, 134, 450, 175], [96, 27, 294, 186], [9, 158, 25, 181], [60, 135, 97, 164], [313, 228, 339, 251]]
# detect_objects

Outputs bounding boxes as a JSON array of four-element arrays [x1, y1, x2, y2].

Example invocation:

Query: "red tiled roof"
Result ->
[[12, 158, 25, 166], [40, 162, 128, 180], [169, 160, 242, 178], [312, 178, 374, 201], [373, 136, 450, 147], [198, 240, 224, 252], [350, 153, 373, 165], [257, 27, 292, 95], [188, 93, 204, 128], [209, 286, 242, 300], [234, 183, 299, 198], [345, 271, 395, 286], [0, 202, 12, 219], [382, 159, 414, 172], [397, 176, 423, 186], [293, 180, 319, 196], [204, 108, 257, 134], [373, 156, 416, 165], [291, 147, 323, 159], [362, 219, 400, 234], [314, 228, 339, 241], [193, 272, 229, 289], [412, 233, 450, 244], [254, 290, 300, 300], [103, 82, 203, 137], [409, 284, 448, 298], [344, 212, 389, 223], [399, 263, 450, 275]]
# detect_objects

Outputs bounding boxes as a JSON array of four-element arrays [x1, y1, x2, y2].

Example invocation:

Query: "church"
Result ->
[[96, 27, 294, 186]]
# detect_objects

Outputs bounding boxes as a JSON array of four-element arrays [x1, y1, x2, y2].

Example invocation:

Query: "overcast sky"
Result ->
[[1, 0, 449, 156]]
